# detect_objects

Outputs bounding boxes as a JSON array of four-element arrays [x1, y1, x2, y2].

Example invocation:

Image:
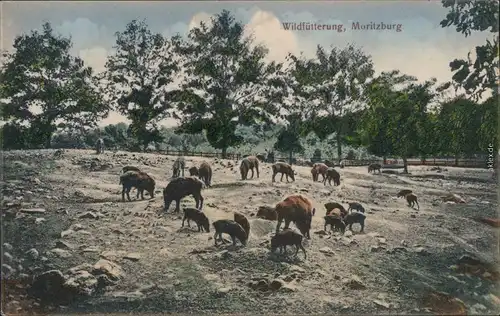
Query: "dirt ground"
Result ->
[[2, 149, 499, 315]]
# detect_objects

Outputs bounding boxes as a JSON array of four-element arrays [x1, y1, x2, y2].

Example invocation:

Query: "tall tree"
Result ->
[[174, 10, 287, 158], [440, 0, 499, 100], [0, 22, 107, 148], [273, 114, 306, 164], [289, 45, 374, 162], [103, 20, 180, 151]]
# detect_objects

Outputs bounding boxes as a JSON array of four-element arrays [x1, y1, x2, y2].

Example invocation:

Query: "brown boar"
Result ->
[[163, 177, 204, 213], [275, 194, 315, 239], [397, 189, 413, 198], [188, 166, 199, 176], [368, 163, 382, 174], [182, 207, 210, 232], [213, 219, 248, 247], [122, 166, 141, 173], [240, 156, 260, 180], [271, 162, 296, 182], [347, 202, 365, 213], [198, 161, 212, 187], [312, 163, 328, 182], [119, 171, 155, 202], [256, 206, 278, 221], [270, 229, 307, 259], [326, 208, 344, 219], [344, 212, 366, 233], [234, 212, 251, 240], [324, 202, 347, 216], [324, 215, 346, 233], [172, 157, 185, 178], [323, 168, 340, 186], [406, 193, 419, 210]]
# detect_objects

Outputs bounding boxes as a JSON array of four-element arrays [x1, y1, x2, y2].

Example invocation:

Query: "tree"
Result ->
[[362, 71, 439, 173], [289, 45, 374, 162], [440, 0, 499, 100], [273, 114, 305, 163], [103, 20, 180, 151], [0, 22, 107, 148], [174, 10, 287, 158], [476, 92, 498, 151]]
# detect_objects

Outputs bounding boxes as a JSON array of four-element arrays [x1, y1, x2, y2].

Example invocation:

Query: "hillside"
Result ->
[[2, 149, 499, 315]]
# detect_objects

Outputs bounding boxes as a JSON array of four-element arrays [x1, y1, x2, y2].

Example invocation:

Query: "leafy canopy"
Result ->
[[0, 22, 107, 148]]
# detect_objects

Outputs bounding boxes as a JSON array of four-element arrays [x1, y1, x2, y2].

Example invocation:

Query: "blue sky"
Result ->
[[2, 1, 491, 127]]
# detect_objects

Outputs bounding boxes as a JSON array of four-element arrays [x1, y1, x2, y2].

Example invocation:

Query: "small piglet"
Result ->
[[324, 215, 346, 233], [182, 208, 210, 232], [213, 219, 247, 247], [344, 212, 366, 233], [270, 229, 307, 259]]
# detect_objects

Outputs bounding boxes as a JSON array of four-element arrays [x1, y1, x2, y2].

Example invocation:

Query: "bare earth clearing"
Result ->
[[2, 149, 499, 315]]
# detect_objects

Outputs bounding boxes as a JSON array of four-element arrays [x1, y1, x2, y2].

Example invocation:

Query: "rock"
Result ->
[[370, 246, 385, 253], [3, 243, 13, 251], [49, 248, 72, 258], [217, 287, 232, 295], [79, 212, 100, 219], [457, 254, 482, 266], [60, 229, 74, 238], [55, 241, 74, 250], [400, 240, 409, 247], [64, 270, 99, 296], [124, 253, 141, 261], [35, 218, 46, 224], [344, 230, 353, 237], [3, 252, 14, 263], [28, 270, 66, 301], [68, 263, 95, 275], [204, 274, 219, 281], [373, 299, 391, 308], [72, 224, 84, 231], [410, 214, 416, 218], [377, 238, 387, 245], [93, 259, 123, 281], [414, 247, 429, 255], [2, 264, 15, 277], [20, 208, 46, 214], [342, 275, 366, 290], [100, 250, 127, 260], [319, 247, 335, 255], [269, 279, 284, 291], [281, 281, 299, 292], [289, 265, 305, 273], [25, 248, 39, 260]]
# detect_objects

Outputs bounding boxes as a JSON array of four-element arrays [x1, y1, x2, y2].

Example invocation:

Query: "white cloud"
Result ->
[[79, 46, 108, 72], [188, 12, 212, 31]]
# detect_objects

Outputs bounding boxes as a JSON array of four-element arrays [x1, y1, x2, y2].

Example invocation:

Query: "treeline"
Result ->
[[1, 1, 498, 171]]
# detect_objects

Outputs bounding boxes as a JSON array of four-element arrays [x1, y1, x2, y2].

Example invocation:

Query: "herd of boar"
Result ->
[[118, 156, 420, 259]]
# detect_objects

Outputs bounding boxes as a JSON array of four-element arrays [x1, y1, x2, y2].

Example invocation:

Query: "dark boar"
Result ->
[[182, 207, 210, 232], [406, 193, 419, 210], [272, 162, 295, 182], [311, 163, 328, 182], [163, 177, 204, 213], [344, 212, 366, 233], [368, 163, 382, 174], [397, 189, 413, 198], [324, 215, 346, 233], [323, 168, 340, 186], [122, 166, 141, 173], [119, 171, 155, 202], [270, 229, 307, 259], [213, 219, 248, 247], [240, 156, 260, 180], [256, 206, 278, 221], [234, 212, 250, 240], [188, 166, 199, 176], [198, 161, 212, 187], [347, 202, 365, 213]]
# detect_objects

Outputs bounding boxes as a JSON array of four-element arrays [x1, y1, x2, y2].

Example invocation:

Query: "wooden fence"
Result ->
[[156, 149, 495, 169]]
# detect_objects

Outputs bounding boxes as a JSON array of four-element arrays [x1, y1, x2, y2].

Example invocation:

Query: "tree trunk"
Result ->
[[403, 156, 408, 174], [336, 132, 342, 163], [454, 155, 459, 166], [221, 147, 228, 159], [288, 151, 293, 165], [383, 156, 387, 165]]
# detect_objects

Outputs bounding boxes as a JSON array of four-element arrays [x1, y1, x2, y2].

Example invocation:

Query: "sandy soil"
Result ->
[[2, 149, 499, 315]]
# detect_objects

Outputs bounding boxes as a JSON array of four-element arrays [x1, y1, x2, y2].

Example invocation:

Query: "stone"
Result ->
[[344, 230, 353, 237], [319, 247, 335, 255], [203, 274, 219, 281], [68, 263, 94, 275], [124, 253, 141, 261], [217, 287, 232, 295], [25, 248, 39, 260], [64, 270, 99, 296], [20, 208, 46, 214], [289, 265, 306, 273], [79, 212, 99, 219], [377, 238, 387, 245], [93, 259, 123, 281], [49, 248, 72, 258], [72, 224, 84, 231], [342, 275, 366, 290], [400, 240, 409, 247], [35, 218, 46, 225], [414, 247, 429, 255], [269, 279, 285, 291], [373, 299, 391, 308], [54, 241, 74, 250], [370, 246, 385, 253], [60, 229, 74, 238]]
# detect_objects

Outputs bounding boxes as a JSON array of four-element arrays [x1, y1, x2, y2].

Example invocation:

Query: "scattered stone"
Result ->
[[68, 263, 95, 275], [55, 241, 74, 250], [60, 229, 74, 238], [373, 299, 391, 308], [414, 247, 429, 255], [79, 212, 100, 219], [19, 208, 46, 214], [49, 248, 72, 258], [93, 259, 123, 281], [370, 246, 385, 253], [289, 265, 305, 273], [344, 230, 353, 237], [377, 238, 387, 245], [64, 270, 99, 296], [72, 224, 84, 231], [269, 279, 285, 291], [217, 287, 232, 295], [204, 274, 219, 281], [342, 275, 366, 290], [319, 247, 335, 255], [400, 240, 409, 247], [35, 217, 46, 224], [124, 253, 141, 261], [25, 248, 39, 260]]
